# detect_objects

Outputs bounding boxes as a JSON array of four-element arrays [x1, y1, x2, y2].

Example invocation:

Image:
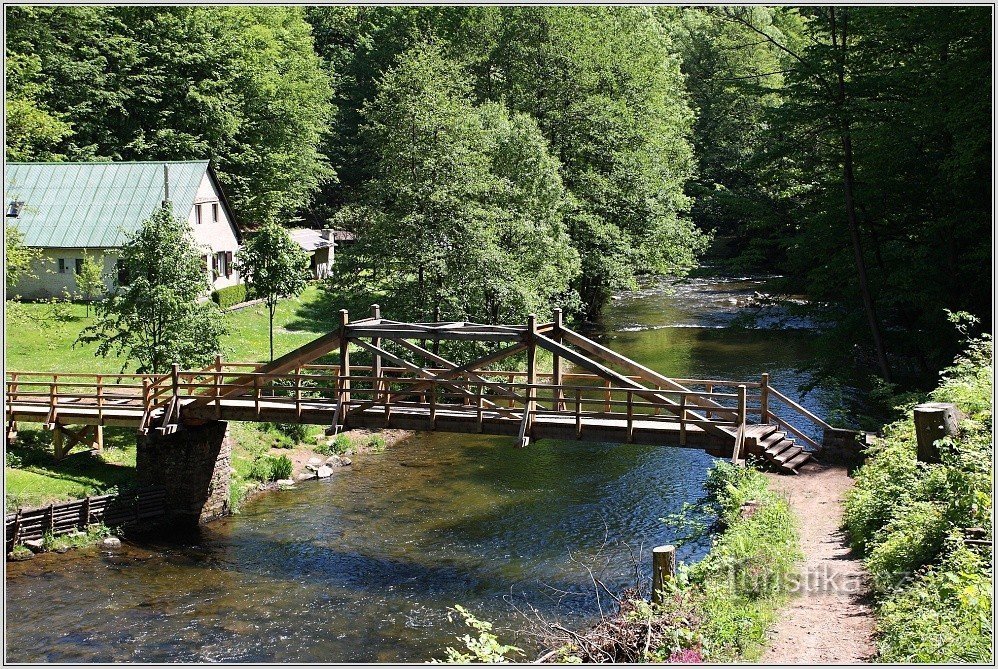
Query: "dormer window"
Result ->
[[6, 200, 24, 218]]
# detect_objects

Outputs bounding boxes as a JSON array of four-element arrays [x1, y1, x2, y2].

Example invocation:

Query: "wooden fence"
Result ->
[[5, 486, 166, 550]]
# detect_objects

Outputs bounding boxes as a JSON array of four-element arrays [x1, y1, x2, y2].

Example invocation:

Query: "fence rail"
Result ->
[[5, 487, 167, 550]]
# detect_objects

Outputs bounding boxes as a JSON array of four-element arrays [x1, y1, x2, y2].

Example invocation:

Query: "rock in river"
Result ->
[[316, 465, 333, 479]]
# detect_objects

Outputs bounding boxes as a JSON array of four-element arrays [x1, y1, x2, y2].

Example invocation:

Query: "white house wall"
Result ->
[[11, 249, 120, 300], [187, 172, 241, 291]]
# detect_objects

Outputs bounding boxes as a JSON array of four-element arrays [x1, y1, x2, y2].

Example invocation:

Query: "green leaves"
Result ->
[[234, 221, 310, 360], [77, 206, 226, 373]]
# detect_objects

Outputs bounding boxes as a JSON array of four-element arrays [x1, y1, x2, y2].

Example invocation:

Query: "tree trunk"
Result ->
[[832, 7, 892, 382], [269, 302, 275, 362]]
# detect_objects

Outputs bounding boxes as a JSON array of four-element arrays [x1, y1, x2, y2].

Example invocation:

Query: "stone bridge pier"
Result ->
[[137, 421, 232, 528]]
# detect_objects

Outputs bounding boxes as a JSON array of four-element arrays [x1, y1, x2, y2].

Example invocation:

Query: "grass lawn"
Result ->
[[5, 424, 138, 508], [4, 284, 352, 510], [5, 284, 347, 373]]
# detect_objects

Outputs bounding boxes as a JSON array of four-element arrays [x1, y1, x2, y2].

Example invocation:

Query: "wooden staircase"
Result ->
[[745, 424, 813, 474]]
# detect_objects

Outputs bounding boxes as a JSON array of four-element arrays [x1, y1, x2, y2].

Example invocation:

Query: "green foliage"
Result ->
[[331, 41, 579, 325], [367, 434, 386, 452], [211, 283, 249, 310], [248, 453, 294, 483], [75, 250, 105, 314], [435, 605, 522, 663], [331, 433, 352, 455], [313, 441, 332, 456], [270, 454, 293, 481], [876, 546, 992, 663], [235, 221, 311, 360], [4, 221, 40, 291], [4, 50, 71, 161], [40, 523, 114, 552], [77, 206, 226, 373], [843, 337, 993, 661], [5, 6, 333, 224]]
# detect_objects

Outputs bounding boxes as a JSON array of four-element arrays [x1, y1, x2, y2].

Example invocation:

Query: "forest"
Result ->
[[5, 5, 992, 397]]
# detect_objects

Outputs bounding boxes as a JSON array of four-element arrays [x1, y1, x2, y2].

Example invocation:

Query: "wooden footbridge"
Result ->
[[5, 307, 833, 473]]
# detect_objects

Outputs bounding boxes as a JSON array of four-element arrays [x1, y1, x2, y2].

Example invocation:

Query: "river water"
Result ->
[[5, 275, 830, 663]]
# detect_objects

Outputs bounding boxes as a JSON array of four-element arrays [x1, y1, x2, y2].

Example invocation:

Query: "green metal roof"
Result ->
[[4, 161, 210, 248]]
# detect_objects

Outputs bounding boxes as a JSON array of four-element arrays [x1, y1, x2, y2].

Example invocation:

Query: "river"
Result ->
[[5, 275, 831, 663]]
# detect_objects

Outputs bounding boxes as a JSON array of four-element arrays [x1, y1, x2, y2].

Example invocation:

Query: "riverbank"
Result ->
[[528, 462, 802, 663], [842, 336, 993, 663]]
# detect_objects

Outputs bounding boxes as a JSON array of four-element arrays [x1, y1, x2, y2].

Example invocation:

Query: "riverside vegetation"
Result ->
[[844, 333, 993, 663], [439, 462, 801, 663]]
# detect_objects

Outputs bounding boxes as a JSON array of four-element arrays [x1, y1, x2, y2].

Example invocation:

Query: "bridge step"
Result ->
[[764, 438, 796, 458], [780, 451, 812, 473]]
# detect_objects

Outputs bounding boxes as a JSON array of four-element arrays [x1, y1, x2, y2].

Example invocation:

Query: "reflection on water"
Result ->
[[5, 275, 829, 663]]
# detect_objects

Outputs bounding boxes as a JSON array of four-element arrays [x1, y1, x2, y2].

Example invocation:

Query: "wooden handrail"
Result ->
[[768, 386, 833, 432]]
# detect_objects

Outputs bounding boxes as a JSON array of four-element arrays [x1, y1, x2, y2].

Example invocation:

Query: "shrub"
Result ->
[[270, 454, 293, 481], [248, 456, 273, 482], [876, 546, 992, 663], [314, 441, 332, 456], [274, 422, 314, 443], [210, 283, 249, 309], [843, 336, 993, 662], [367, 434, 387, 451], [331, 433, 352, 455]]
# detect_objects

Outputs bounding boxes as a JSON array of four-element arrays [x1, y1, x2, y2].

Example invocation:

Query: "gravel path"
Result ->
[[760, 462, 877, 664]]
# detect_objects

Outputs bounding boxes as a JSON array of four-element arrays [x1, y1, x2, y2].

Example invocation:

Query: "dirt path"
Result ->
[[760, 462, 877, 664]]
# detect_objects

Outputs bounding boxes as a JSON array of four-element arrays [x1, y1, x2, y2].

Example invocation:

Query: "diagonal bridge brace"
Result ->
[[348, 339, 524, 420]]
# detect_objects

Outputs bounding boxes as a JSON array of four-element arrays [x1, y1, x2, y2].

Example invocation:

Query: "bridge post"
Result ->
[[137, 420, 232, 528], [339, 309, 350, 428], [760, 372, 770, 423], [552, 308, 564, 411], [517, 314, 538, 447], [371, 304, 382, 401]]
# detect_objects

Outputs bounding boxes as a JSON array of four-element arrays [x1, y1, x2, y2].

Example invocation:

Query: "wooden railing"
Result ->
[[6, 364, 827, 454]]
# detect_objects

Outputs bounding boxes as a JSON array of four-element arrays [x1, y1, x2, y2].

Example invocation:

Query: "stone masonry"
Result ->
[[137, 420, 232, 527]]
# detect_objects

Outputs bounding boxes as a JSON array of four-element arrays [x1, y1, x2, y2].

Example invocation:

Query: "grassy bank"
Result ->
[[441, 462, 801, 663], [843, 335, 993, 663], [6, 285, 334, 372]]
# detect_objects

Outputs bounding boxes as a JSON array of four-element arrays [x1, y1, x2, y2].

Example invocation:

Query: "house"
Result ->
[[5, 160, 242, 300], [288, 228, 356, 279]]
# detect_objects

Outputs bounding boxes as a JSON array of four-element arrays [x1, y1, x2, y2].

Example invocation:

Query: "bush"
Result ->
[[843, 336, 993, 662], [331, 433, 352, 455], [876, 546, 992, 663], [248, 456, 274, 482], [367, 434, 387, 451], [314, 440, 332, 456], [210, 283, 249, 309], [270, 454, 293, 481]]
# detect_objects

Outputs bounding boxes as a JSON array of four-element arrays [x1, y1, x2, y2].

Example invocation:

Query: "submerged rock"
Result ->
[[276, 479, 295, 488], [101, 537, 121, 549]]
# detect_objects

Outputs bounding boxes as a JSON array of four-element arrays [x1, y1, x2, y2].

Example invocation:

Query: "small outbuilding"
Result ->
[[288, 228, 356, 279], [5, 160, 242, 300]]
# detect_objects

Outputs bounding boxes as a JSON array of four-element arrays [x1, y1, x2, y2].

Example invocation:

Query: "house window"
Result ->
[[75, 259, 83, 275], [58, 258, 66, 274], [6, 200, 24, 218], [116, 260, 128, 286], [212, 202, 219, 223], [213, 251, 232, 280], [195, 203, 203, 225]]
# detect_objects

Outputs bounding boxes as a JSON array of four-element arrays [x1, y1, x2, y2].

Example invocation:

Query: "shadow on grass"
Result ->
[[6, 426, 138, 507]]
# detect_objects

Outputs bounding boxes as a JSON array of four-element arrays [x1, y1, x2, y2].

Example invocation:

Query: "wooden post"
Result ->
[[575, 388, 582, 439], [96, 374, 103, 421], [339, 309, 351, 419], [552, 308, 564, 411], [732, 384, 747, 465], [295, 365, 302, 420], [705, 382, 713, 420], [171, 363, 180, 401], [626, 389, 634, 442], [93, 424, 104, 452], [913, 402, 960, 464], [371, 304, 382, 401], [652, 545, 676, 604], [52, 424, 65, 461], [253, 375, 261, 418], [476, 382, 484, 433], [429, 380, 437, 429], [760, 373, 770, 423], [679, 393, 687, 446], [433, 305, 441, 355], [526, 313, 537, 432], [604, 379, 612, 413]]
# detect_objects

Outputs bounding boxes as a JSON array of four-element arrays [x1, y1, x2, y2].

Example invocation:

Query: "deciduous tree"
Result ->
[[78, 206, 226, 373], [234, 221, 311, 361]]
